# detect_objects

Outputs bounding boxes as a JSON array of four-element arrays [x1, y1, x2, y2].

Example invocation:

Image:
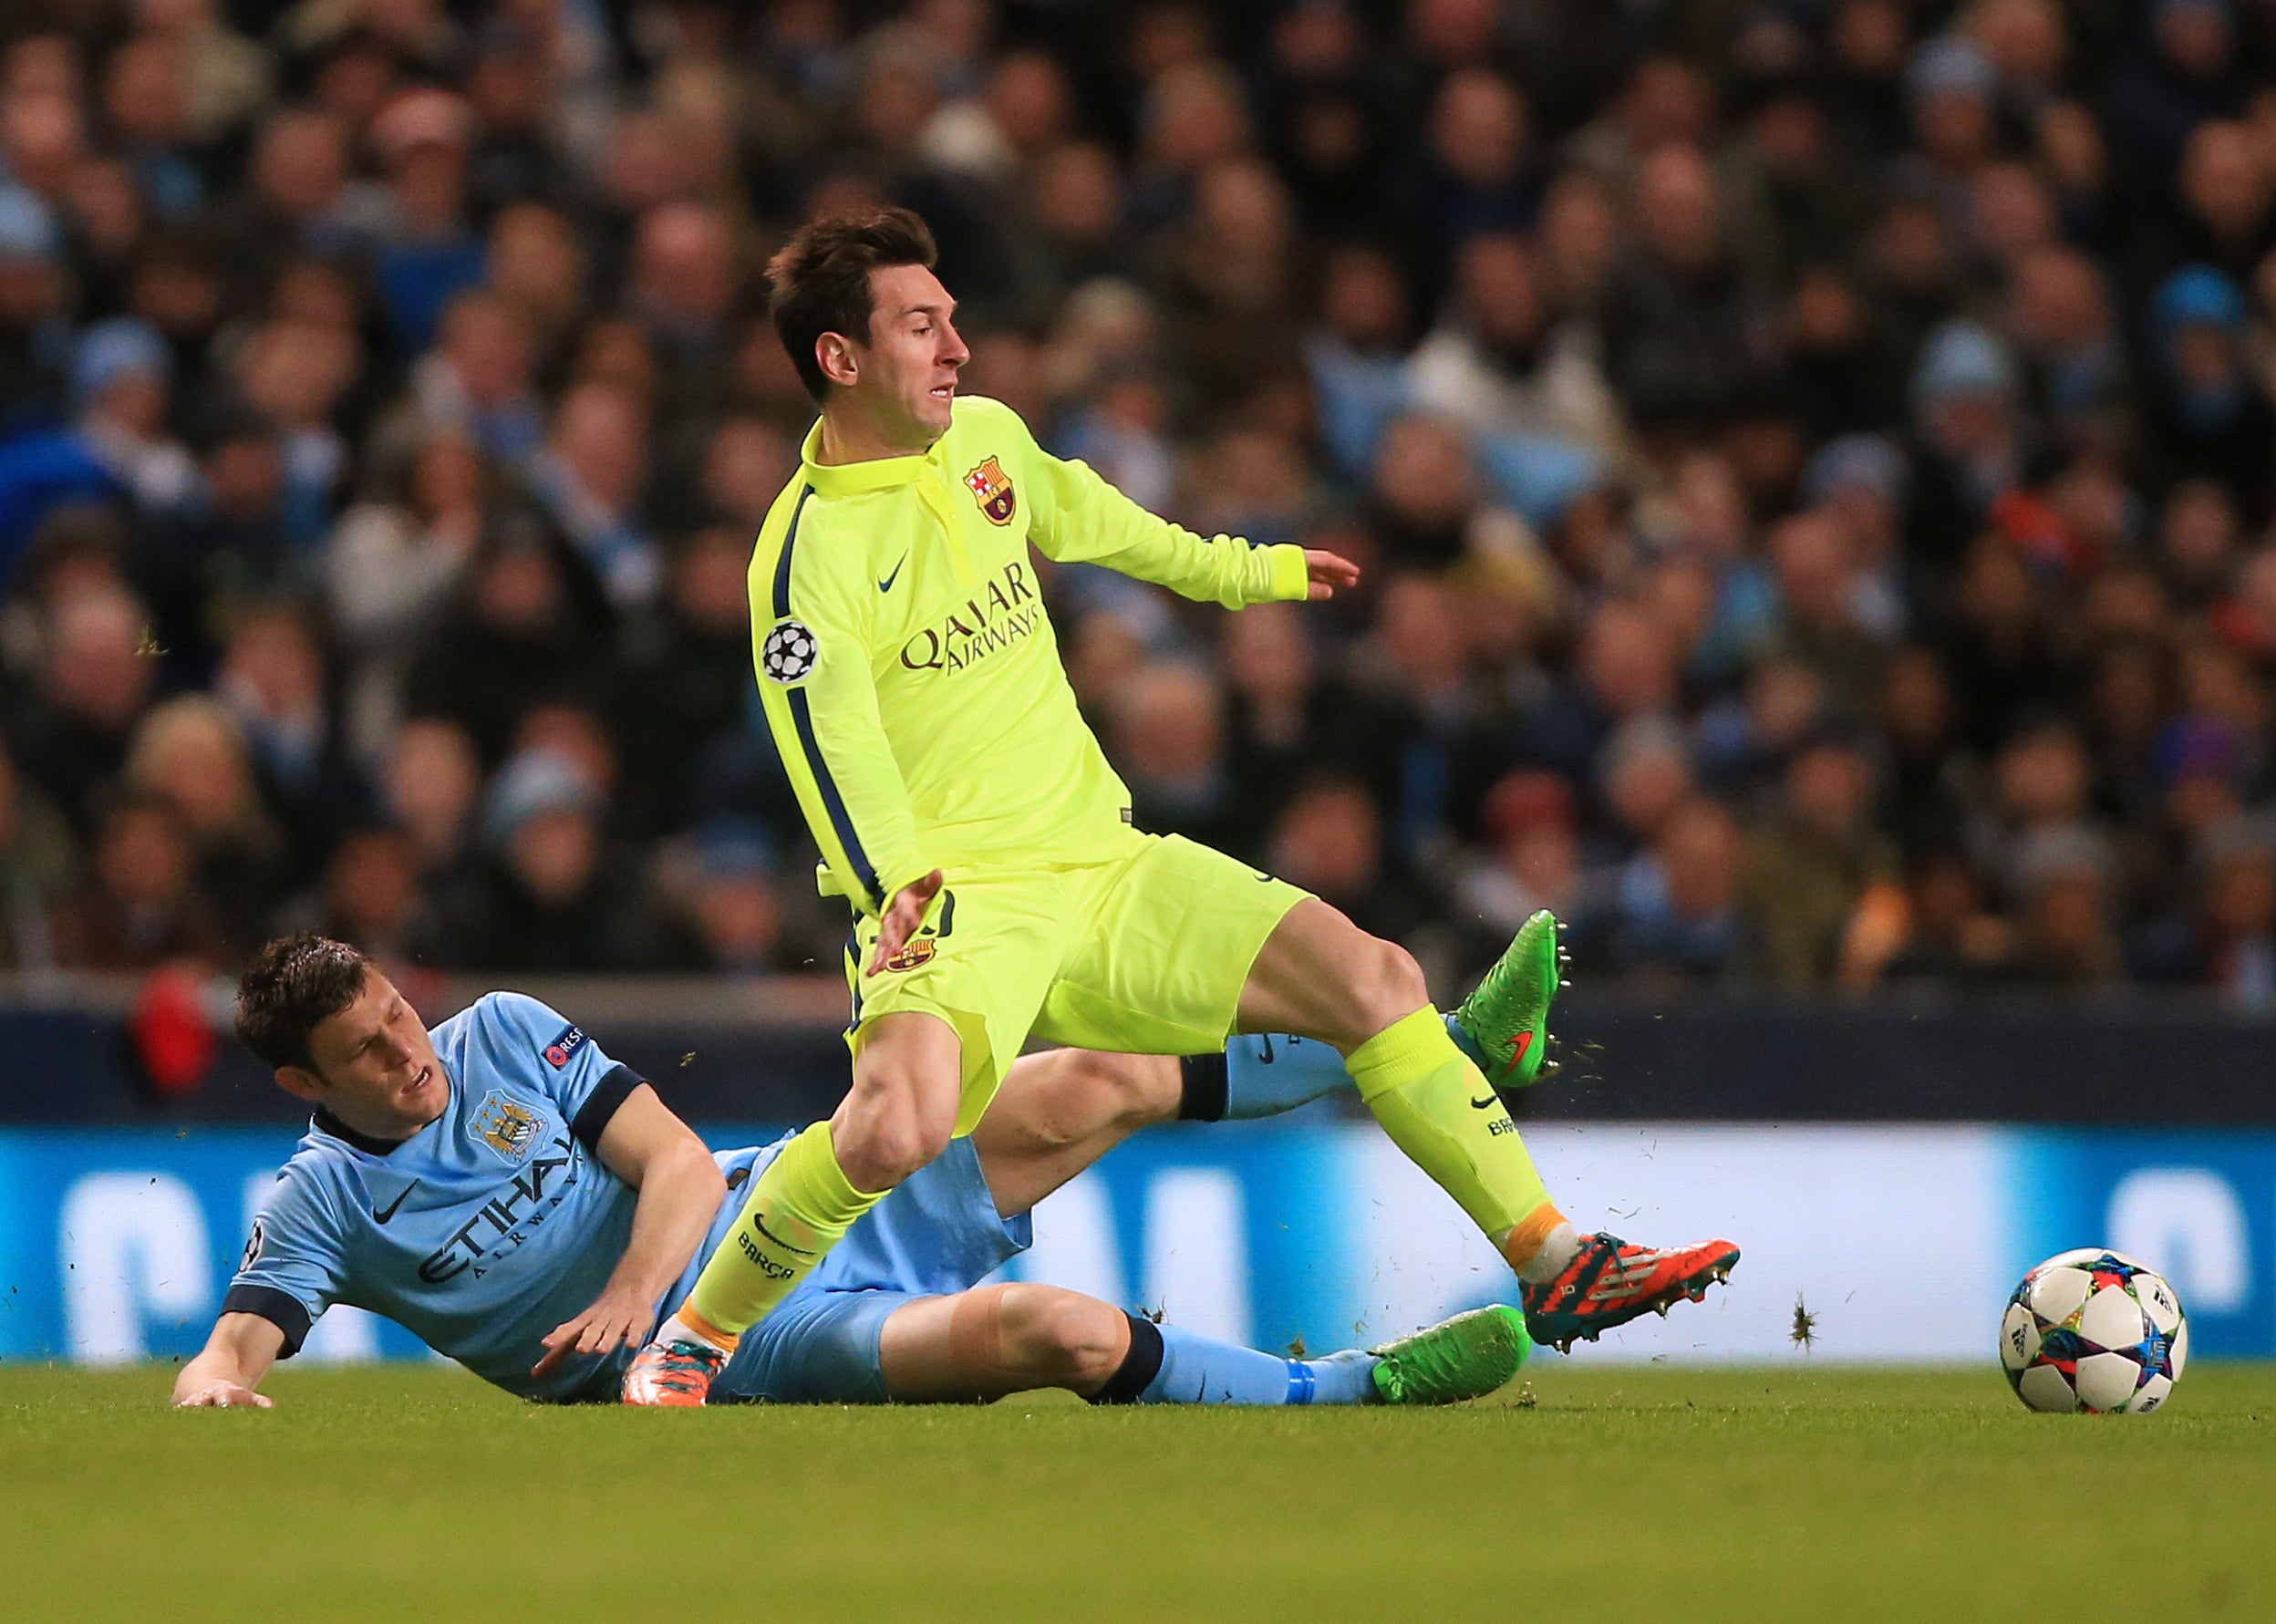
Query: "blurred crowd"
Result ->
[[5, 0, 2276, 1008]]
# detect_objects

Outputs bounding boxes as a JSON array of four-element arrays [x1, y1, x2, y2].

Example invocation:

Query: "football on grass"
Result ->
[[2001, 1249, 2187, 1414]]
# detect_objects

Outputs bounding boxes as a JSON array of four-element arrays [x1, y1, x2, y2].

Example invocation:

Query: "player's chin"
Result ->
[[919, 386, 956, 426]]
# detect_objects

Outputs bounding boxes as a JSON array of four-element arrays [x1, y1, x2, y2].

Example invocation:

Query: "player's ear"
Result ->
[[816, 331, 859, 388], [274, 1065, 325, 1104]]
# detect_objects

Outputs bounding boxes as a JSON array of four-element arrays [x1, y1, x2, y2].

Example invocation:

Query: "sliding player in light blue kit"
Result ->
[[171, 935, 1530, 1411]]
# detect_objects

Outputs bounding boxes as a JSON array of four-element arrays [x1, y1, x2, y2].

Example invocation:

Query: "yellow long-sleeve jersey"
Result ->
[[748, 394, 1309, 916]]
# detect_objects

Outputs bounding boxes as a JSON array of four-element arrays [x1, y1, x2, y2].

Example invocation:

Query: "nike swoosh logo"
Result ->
[[1470, 1094, 1498, 1110], [753, 1215, 817, 1258], [877, 555, 907, 593], [373, 1181, 418, 1225]]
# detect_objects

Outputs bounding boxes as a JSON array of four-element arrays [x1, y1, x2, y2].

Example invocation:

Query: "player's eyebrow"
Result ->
[[903, 298, 956, 320]]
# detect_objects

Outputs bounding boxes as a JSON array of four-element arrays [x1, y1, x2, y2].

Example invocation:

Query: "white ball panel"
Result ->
[[2000, 1302, 2041, 1371], [2170, 1318, 2188, 1381], [2126, 1373, 2173, 1415], [2016, 1363, 2078, 1412], [2134, 1271, 2182, 1334], [2028, 1266, 2094, 1327], [2077, 1285, 2149, 1351], [2074, 1350, 2142, 1412], [2103, 1249, 2153, 1272]]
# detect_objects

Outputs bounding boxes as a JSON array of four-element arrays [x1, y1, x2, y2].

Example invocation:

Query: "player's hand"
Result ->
[[533, 1287, 657, 1378], [1303, 549, 1360, 599], [174, 1381, 273, 1408], [868, 869, 945, 976]]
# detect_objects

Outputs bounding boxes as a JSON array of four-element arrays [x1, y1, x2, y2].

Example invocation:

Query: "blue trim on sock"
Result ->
[[1285, 1360, 1317, 1405]]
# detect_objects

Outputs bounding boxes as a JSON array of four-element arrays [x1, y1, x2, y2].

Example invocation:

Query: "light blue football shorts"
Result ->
[[692, 1134, 1033, 1404]]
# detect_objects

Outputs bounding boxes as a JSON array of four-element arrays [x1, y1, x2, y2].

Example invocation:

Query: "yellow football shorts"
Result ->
[[842, 832, 1310, 1133]]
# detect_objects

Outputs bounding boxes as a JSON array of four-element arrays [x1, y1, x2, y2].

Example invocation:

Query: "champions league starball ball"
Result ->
[[2000, 1249, 2187, 1414]]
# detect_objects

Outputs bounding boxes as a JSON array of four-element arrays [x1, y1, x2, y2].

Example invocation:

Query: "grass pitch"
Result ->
[[4, 1362, 2271, 1622]]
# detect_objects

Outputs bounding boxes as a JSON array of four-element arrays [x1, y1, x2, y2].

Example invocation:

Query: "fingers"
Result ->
[[533, 1318, 581, 1377], [867, 872, 946, 974], [533, 1305, 652, 1375]]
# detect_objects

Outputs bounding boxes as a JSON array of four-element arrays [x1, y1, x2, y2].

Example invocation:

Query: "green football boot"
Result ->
[[1370, 1304, 1532, 1405], [1452, 908, 1567, 1088]]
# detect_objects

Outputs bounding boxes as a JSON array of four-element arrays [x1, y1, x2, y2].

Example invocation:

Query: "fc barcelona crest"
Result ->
[[964, 457, 1017, 525], [880, 938, 936, 973]]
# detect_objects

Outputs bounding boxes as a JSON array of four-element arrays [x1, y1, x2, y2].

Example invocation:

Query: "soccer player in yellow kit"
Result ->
[[624, 208, 1735, 1402]]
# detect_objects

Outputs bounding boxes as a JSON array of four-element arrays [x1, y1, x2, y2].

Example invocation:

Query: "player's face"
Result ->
[[848, 264, 968, 445], [292, 971, 450, 1139]]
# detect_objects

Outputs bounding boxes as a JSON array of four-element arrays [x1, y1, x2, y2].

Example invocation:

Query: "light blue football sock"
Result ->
[[1186, 1018, 1483, 1122], [1222, 1032, 1351, 1119], [1133, 1322, 1379, 1406]]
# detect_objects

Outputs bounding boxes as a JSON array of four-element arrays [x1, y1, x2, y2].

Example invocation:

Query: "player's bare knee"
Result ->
[[848, 1110, 951, 1190], [835, 1085, 955, 1191], [1002, 1287, 1125, 1386]]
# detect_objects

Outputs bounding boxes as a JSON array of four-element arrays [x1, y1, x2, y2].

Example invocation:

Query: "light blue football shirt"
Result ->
[[224, 991, 762, 1402]]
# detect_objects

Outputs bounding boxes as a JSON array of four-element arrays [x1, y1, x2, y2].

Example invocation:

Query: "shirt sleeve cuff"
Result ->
[[221, 1285, 313, 1358], [872, 863, 938, 915], [1262, 543, 1309, 603], [570, 1064, 646, 1155]]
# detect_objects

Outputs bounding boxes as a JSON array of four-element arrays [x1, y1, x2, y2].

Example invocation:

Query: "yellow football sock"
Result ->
[[686, 1121, 886, 1338], [1346, 1008, 1565, 1271]]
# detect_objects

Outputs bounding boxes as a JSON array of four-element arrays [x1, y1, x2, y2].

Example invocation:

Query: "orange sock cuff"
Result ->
[[673, 1301, 740, 1354], [1500, 1204, 1569, 1271], [1344, 1007, 1453, 1102]]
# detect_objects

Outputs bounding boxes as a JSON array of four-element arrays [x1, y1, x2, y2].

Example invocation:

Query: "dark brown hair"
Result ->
[[768, 207, 938, 403], [235, 933, 373, 1072]]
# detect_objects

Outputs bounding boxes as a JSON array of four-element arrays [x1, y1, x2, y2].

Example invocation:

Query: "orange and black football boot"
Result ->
[[621, 1339, 727, 1406], [1522, 1234, 1741, 1354]]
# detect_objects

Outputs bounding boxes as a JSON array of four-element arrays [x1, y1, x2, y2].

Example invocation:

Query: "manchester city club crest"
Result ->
[[470, 1090, 542, 1164], [964, 456, 1017, 524]]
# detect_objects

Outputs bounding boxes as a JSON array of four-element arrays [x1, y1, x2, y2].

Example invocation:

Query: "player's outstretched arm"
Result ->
[[172, 1312, 285, 1408], [533, 1084, 727, 1377], [989, 398, 1348, 608]]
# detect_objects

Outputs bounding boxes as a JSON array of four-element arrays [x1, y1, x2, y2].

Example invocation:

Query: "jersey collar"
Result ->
[[798, 418, 945, 495], [311, 1108, 415, 1157]]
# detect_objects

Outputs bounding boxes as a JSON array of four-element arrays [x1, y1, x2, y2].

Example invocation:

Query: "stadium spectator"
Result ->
[[49, 790, 229, 970], [0, 0, 2273, 1009], [0, 739, 70, 969], [6, 584, 156, 834], [418, 746, 653, 973]]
